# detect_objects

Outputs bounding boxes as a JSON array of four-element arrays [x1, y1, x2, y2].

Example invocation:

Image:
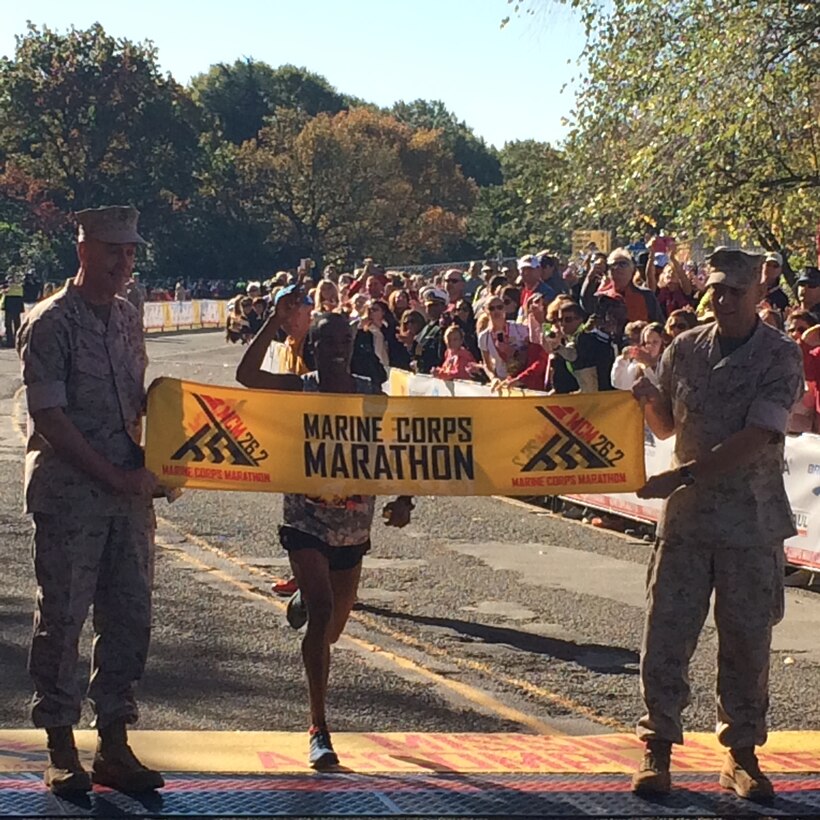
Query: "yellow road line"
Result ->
[[350, 609, 629, 732], [158, 516, 628, 733], [155, 532, 558, 735]]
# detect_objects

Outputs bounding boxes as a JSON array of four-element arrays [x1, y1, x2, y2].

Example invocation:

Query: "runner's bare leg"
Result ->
[[289, 549, 333, 729]]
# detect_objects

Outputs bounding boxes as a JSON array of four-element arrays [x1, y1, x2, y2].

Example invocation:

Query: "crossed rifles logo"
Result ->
[[170, 393, 266, 467], [521, 405, 619, 472]]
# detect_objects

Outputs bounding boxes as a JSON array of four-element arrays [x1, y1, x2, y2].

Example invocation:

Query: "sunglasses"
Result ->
[[557, 314, 581, 323], [788, 326, 808, 334], [445, 278, 462, 285], [489, 305, 505, 312], [608, 260, 631, 269]]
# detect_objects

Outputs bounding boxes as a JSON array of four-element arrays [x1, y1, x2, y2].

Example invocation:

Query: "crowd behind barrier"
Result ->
[[390, 368, 820, 574]]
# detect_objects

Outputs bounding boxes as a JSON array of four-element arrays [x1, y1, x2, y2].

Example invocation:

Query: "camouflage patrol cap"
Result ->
[[705, 247, 763, 291], [75, 206, 146, 245]]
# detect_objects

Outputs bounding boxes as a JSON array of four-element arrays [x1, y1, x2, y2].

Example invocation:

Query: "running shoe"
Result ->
[[309, 728, 339, 770], [271, 577, 299, 597], [286, 589, 308, 630]]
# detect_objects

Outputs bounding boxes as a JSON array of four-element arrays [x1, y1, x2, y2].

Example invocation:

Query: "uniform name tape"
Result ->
[[145, 377, 646, 496]]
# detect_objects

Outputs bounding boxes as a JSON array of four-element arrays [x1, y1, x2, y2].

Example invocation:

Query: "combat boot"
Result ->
[[631, 739, 672, 795], [91, 720, 164, 792], [719, 747, 774, 801], [44, 726, 92, 795]]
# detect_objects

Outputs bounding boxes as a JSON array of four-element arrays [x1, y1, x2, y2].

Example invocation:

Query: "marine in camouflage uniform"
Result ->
[[17, 206, 163, 794], [631, 248, 804, 801]]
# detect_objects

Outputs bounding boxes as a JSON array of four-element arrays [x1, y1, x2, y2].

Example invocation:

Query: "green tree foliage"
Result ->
[[468, 139, 570, 256], [190, 60, 348, 145], [517, 0, 820, 268], [236, 108, 477, 266], [391, 99, 503, 187], [0, 23, 202, 275]]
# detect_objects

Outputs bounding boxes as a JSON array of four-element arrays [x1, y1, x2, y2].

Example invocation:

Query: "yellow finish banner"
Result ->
[[145, 378, 646, 496]]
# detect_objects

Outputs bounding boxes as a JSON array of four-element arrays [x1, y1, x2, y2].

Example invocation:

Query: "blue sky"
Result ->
[[1, 0, 585, 148]]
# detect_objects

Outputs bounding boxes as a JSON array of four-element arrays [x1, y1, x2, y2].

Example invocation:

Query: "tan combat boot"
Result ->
[[44, 726, 92, 795], [719, 747, 774, 801], [631, 739, 672, 795], [91, 720, 164, 792]]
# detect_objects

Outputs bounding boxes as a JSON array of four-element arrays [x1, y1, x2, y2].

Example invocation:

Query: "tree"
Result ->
[[157, 135, 285, 281], [391, 99, 503, 187], [0, 23, 203, 277], [510, 0, 820, 269], [190, 60, 348, 145], [235, 108, 477, 266], [468, 140, 571, 256]]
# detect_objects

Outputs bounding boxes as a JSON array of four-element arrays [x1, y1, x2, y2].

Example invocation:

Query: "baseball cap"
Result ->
[[517, 254, 537, 270], [653, 252, 669, 268], [274, 284, 314, 306], [420, 286, 448, 303], [705, 247, 764, 291], [797, 267, 820, 287], [764, 251, 783, 266], [606, 248, 634, 266]]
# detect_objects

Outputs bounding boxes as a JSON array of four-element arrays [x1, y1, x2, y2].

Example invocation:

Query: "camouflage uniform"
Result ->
[[17, 278, 153, 729], [637, 320, 803, 749], [124, 278, 146, 324]]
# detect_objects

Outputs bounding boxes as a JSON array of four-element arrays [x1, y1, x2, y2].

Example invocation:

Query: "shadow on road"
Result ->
[[357, 603, 639, 675]]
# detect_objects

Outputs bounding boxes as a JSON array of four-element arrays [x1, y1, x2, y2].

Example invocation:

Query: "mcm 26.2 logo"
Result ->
[[170, 393, 269, 467], [519, 404, 625, 472]]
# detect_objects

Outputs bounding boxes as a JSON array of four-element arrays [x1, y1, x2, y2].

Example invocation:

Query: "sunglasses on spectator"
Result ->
[[787, 325, 808, 334], [608, 260, 631, 269], [489, 304, 505, 312], [557, 314, 581, 323], [445, 278, 462, 284]]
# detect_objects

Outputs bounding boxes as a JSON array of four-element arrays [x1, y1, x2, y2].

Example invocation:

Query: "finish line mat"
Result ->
[[3, 773, 820, 817], [4, 733, 820, 817], [3, 730, 820, 774]]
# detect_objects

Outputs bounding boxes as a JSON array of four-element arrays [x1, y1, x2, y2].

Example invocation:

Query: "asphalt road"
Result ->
[[2, 330, 820, 743]]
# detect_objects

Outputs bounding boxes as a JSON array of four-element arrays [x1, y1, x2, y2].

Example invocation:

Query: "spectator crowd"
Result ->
[[5, 240, 820, 435], [212, 244, 820, 436]]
